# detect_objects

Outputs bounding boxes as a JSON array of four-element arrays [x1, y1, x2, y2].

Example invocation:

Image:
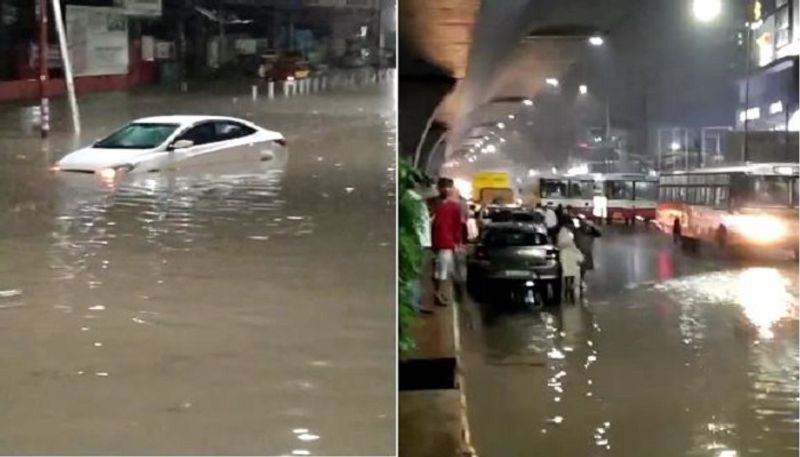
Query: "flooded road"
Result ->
[[460, 227, 798, 457], [0, 80, 396, 455]]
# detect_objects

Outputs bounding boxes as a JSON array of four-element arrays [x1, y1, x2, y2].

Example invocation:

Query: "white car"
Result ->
[[54, 115, 286, 180]]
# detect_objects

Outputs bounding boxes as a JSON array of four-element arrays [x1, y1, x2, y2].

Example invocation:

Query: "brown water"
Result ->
[[0, 80, 396, 455], [461, 228, 798, 457]]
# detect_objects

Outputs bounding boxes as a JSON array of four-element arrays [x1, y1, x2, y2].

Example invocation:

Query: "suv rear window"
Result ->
[[482, 229, 548, 247]]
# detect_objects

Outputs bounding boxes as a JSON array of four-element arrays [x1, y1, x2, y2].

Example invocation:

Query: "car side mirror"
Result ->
[[170, 139, 194, 150]]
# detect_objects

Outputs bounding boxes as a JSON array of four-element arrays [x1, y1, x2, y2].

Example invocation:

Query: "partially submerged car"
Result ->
[[54, 115, 286, 181]]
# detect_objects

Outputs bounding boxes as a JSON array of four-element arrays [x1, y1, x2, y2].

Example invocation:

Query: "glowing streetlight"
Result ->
[[497, 122, 506, 129], [579, 84, 588, 95], [508, 114, 516, 120], [485, 144, 497, 153], [522, 99, 534, 106], [588, 35, 604, 46], [692, 0, 721, 22], [670, 141, 681, 151], [545, 78, 560, 87]]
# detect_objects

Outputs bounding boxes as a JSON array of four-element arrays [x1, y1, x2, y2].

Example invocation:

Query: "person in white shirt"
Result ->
[[544, 204, 558, 241]]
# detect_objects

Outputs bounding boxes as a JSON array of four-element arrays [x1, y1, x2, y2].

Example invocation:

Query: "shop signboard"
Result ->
[[304, 0, 377, 8], [66, 5, 129, 76], [115, 0, 162, 17]]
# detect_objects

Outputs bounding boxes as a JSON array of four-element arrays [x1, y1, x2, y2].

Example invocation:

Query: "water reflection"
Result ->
[[463, 230, 798, 456], [658, 267, 798, 340]]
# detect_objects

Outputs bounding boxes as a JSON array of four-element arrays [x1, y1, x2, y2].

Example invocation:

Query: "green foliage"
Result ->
[[398, 159, 425, 354]]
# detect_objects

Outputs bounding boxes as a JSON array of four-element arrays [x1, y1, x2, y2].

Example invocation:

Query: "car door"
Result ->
[[172, 121, 258, 169]]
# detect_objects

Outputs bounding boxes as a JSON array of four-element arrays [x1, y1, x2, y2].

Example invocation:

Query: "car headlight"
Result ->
[[97, 164, 135, 181]]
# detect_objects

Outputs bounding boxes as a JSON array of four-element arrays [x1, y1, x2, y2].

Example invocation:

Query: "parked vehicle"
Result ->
[[259, 51, 311, 81], [468, 222, 561, 308]]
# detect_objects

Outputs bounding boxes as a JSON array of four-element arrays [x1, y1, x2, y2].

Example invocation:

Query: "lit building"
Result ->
[[738, 0, 800, 131]]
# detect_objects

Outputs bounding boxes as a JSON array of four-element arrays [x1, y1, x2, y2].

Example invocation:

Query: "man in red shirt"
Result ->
[[431, 178, 463, 306]]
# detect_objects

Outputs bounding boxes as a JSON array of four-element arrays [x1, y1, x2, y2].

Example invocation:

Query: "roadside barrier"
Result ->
[[251, 68, 391, 102]]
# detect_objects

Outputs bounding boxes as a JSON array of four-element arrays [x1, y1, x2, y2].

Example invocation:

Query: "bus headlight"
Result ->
[[724, 214, 786, 243]]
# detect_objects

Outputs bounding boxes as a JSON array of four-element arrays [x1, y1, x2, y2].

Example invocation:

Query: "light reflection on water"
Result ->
[[465, 256, 798, 456], [657, 267, 798, 340]]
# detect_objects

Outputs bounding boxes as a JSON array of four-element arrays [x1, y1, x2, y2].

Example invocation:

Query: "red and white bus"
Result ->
[[655, 163, 799, 253], [531, 173, 658, 224]]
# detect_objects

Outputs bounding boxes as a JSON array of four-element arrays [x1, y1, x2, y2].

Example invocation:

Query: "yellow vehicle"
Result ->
[[472, 171, 514, 204]]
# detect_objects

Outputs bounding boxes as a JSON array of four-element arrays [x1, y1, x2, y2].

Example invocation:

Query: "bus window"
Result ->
[[714, 187, 728, 207], [746, 176, 792, 206], [607, 180, 633, 200], [696, 187, 707, 205], [634, 181, 657, 201], [541, 179, 568, 198], [568, 180, 594, 199]]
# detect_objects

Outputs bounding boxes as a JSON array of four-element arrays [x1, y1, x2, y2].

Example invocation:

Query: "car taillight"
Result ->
[[274, 139, 287, 147]]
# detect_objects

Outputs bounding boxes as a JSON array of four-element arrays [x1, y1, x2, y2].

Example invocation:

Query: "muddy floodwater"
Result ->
[[461, 228, 798, 457], [0, 80, 396, 455]]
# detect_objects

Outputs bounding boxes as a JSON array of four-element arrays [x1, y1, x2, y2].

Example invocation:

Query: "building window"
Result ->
[[777, 8, 789, 27], [776, 28, 791, 48]]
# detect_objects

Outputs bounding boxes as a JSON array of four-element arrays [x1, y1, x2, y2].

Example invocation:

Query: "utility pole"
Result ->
[[742, 23, 752, 163], [38, 0, 50, 139], [51, 0, 80, 135], [179, 0, 189, 91], [218, 0, 225, 67], [376, 0, 383, 68]]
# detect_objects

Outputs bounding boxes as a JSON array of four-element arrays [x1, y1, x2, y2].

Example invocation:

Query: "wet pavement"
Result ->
[[0, 80, 396, 455], [459, 226, 798, 457]]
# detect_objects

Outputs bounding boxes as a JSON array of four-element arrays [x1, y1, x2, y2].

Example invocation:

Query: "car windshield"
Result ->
[[511, 212, 537, 223], [483, 229, 549, 247], [94, 123, 179, 149]]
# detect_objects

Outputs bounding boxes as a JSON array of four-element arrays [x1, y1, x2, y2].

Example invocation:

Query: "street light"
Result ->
[[522, 99, 534, 106], [670, 141, 681, 151], [692, 0, 722, 23], [579, 84, 588, 95], [588, 35, 605, 46], [545, 78, 560, 87], [497, 122, 506, 129]]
